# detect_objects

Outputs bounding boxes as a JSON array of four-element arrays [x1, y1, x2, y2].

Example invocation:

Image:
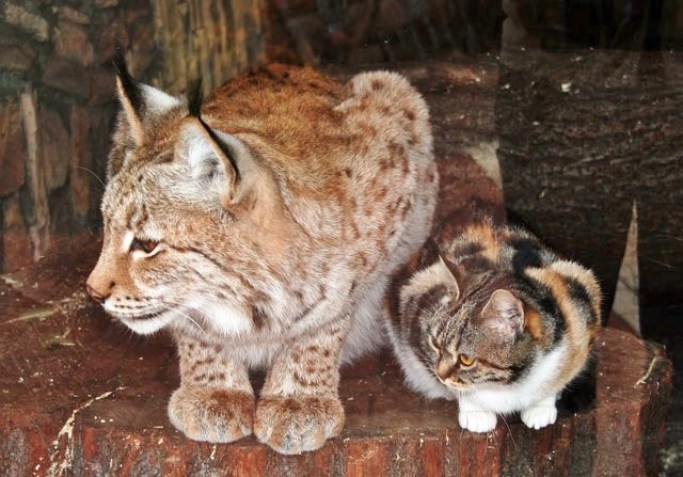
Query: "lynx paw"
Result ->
[[521, 404, 557, 430], [254, 395, 345, 455], [458, 409, 497, 433], [168, 386, 254, 443]]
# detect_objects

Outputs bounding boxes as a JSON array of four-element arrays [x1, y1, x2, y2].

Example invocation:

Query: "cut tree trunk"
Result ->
[[0, 258, 673, 476]]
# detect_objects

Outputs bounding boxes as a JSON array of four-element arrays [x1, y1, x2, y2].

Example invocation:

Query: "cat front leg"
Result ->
[[458, 395, 498, 433], [167, 335, 254, 443], [520, 394, 558, 430], [254, 321, 348, 455]]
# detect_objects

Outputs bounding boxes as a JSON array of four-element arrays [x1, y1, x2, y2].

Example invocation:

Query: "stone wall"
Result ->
[[2, 0, 681, 274], [0, 0, 265, 272]]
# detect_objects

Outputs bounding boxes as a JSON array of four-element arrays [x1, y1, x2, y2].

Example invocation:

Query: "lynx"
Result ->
[[86, 54, 438, 454]]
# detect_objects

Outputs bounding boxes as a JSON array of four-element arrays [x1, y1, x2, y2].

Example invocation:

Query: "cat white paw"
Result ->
[[520, 405, 557, 430], [458, 409, 497, 433]]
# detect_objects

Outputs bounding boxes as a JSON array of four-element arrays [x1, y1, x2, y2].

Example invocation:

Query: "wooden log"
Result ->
[[152, 0, 265, 94]]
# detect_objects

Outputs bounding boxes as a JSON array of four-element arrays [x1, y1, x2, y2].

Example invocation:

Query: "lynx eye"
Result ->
[[130, 238, 159, 254], [459, 354, 476, 367]]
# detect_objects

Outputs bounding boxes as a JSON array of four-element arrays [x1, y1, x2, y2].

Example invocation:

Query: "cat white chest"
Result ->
[[464, 343, 567, 414]]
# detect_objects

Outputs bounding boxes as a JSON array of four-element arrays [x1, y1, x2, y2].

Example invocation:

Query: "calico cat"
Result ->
[[86, 53, 438, 454], [386, 213, 601, 433]]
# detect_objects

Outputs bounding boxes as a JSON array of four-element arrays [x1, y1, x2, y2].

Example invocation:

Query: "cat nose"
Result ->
[[436, 357, 456, 381], [86, 284, 109, 304]]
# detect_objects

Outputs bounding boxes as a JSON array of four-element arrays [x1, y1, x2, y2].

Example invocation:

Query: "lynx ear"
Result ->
[[175, 119, 254, 209], [479, 289, 524, 337], [113, 49, 180, 146]]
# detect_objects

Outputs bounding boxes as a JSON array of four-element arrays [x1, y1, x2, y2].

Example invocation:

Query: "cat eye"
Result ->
[[130, 238, 159, 254], [458, 354, 476, 367]]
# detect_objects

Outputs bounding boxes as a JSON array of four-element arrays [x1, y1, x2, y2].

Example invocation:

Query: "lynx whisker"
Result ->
[[160, 300, 207, 335], [76, 166, 106, 190]]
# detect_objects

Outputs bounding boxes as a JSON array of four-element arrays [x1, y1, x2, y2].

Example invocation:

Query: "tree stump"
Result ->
[[0, 249, 673, 475]]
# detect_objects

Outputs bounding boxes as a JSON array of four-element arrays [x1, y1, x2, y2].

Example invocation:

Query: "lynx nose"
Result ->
[[86, 284, 109, 304]]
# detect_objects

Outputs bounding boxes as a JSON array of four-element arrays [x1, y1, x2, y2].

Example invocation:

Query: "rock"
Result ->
[[42, 56, 91, 99], [57, 6, 91, 25], [0, 44, 36, 73], [39, 108, 70, 192], [69, 106, 91, 221], [2, 2, 49, 42], [94, 18, 129, 65], [88, 70, 116, 106], [1, 195, 32, 271], [0, 101, 26, 198], [54, 19, 95, 67], [19, 91, 50, 263], [94, 0, 119, 8]]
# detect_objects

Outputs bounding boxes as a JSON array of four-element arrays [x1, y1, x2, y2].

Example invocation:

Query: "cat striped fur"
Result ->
[[387, 211, 601, 433]]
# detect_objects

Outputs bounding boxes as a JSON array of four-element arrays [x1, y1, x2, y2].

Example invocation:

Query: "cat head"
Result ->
[[86, 52, 285, 335], [400, 256, 530, 392]]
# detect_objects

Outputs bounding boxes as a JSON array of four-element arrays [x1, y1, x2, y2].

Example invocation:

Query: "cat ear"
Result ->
[[175, 119, 254, 209], [437, 255, 462, 300], [479, 289, 525, 337], [112, 49, 181, 147]]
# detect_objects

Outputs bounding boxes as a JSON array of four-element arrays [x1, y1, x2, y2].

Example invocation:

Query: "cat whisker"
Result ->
[[499, 414, 516, 450]]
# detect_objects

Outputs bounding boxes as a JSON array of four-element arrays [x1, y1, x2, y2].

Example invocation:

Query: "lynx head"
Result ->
[[86, 52, 283, 335], [400, 257, 533, 393]]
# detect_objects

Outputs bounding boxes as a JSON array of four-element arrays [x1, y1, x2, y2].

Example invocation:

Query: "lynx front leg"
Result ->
[[255, 322, 348, 455], [168, 335, 254, 443]]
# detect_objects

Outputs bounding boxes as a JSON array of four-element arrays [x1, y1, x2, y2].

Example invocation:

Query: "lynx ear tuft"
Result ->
[[113, 47, 142, 115], [187, 79, 204, 118], [112, 48, 181, 146]]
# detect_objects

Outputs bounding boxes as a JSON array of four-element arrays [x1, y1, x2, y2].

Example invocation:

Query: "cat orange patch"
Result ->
[[524, 307, 544, 341], [463, 223, 499, 261], [526, 266, 593, 387], [550, 260, 603, 325], [526, 267, 575, 334]]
